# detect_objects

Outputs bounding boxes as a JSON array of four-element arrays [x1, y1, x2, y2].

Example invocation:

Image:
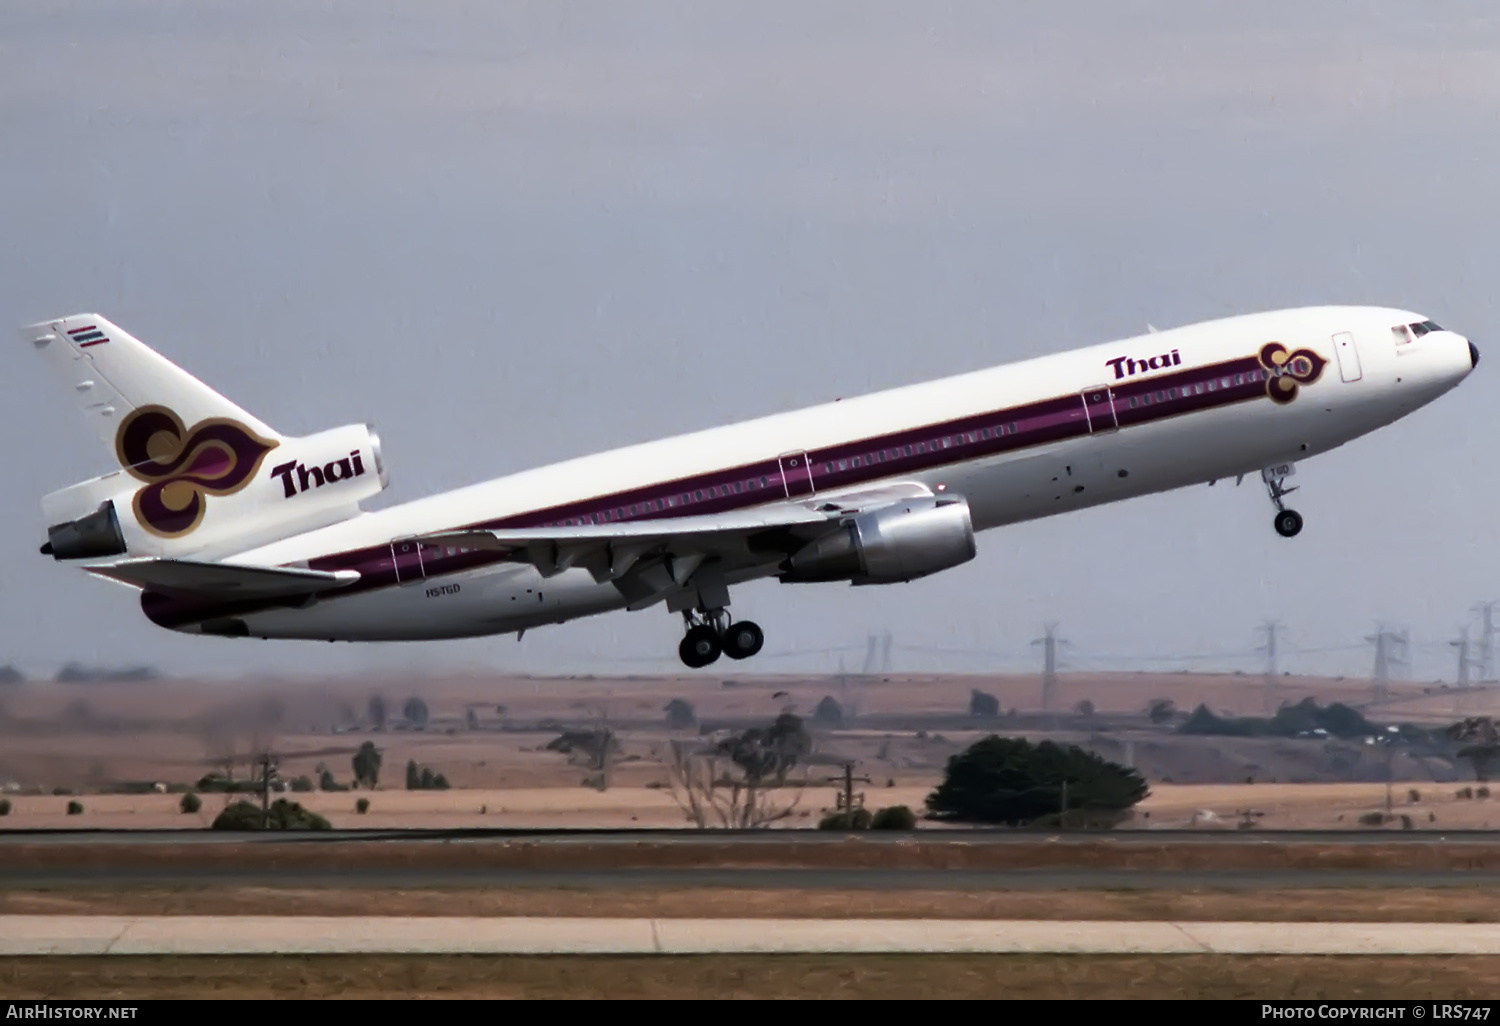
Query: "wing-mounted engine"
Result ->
[[779, 495, 977, 585], [40, 423, 389, 561]]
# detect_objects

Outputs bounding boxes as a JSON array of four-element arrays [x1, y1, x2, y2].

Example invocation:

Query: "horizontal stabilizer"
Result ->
[[85, 558, 359, 600]]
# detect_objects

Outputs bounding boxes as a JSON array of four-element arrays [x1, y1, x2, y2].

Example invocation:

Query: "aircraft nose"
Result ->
[[1471, 341, 1480, 369]]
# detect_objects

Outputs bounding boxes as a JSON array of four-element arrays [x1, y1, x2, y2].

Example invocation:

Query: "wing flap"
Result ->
[[85, 558, 359, 600], [417, 505, 832, 552]]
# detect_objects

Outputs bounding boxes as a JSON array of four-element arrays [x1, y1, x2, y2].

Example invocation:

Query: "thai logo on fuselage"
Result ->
[[1259, 342, 1327, 404]]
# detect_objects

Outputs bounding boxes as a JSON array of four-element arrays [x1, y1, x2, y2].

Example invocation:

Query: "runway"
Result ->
[[5, 916, 1500, 955]]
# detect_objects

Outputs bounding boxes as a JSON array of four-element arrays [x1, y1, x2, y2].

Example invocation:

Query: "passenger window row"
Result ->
[[1123, 368, 1266, 409], [517, 365, 1263, 532]]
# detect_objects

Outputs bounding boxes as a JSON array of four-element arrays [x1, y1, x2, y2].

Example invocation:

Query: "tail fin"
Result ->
[[25, 315, 386, 562], [23, 314, 282, 454]]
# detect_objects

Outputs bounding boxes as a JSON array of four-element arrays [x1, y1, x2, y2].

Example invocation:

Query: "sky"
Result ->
[[2, 2, 1499, 683]]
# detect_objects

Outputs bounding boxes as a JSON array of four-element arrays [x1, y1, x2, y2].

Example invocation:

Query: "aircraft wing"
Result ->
[[85, 558, 360, 601], [415, 482, 934, 609]]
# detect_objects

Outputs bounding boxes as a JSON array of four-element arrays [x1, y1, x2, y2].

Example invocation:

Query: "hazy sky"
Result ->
[[3, 2, 1499, 683]]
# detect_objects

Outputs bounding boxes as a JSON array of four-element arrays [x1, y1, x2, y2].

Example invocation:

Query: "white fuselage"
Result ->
[[138, 306, 1475, 641]]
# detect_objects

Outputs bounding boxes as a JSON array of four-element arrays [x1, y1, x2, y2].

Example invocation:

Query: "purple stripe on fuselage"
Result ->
[[142, 354, 1276, 628]]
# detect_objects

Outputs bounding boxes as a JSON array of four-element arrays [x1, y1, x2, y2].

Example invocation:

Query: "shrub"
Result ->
[[1408, 788, 1421, 804], [1400, 814, 1414, 830], [1074, 699, 1095, 716], [319, 769, 347, 792], [869, 805, 918, 830], [1358, 811, 1385, 826], [356, 797, 370, 814], [211, 799, 331, 831], [818, 808, 872, 830], [1480, 786, 1492, 799], [179, 793, 202, 814], [290, 776, 314, 793], [1458, 786, 1475, 800], [52, 787, 72, 796], [0, 799, 10, 816], [66, 800, 83, 815]]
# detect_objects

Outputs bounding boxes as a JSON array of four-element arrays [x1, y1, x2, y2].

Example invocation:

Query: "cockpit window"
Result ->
[[1410, 320, 1443, 337], [1392, 324, 1413, 345]]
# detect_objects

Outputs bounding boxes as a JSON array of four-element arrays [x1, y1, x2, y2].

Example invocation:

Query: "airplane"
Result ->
[[22, 306, 1477, 668]]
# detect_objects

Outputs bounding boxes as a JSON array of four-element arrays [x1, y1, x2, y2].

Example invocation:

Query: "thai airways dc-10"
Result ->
[[23, 307, 1477, 667]]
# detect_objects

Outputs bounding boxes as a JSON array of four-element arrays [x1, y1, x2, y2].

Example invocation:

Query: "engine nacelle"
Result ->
[[41, 500, 128, 560], [781, 495, 977, 585]]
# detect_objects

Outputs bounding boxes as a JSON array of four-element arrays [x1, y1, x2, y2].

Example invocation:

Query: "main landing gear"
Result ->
[[1262, 465, 1303, 538], [678, 609, 765, 668]]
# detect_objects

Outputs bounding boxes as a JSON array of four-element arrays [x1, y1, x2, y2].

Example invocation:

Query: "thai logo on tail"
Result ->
[[1259, 342, 1327, 404], [115, 406, 278, 537]]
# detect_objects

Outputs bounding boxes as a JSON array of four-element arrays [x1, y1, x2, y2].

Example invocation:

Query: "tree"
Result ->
[[1448, 717, 1500, 781], [352, 741, 382, 789], [813, 696, 844, 726], [368, 695, 388, 731], [406, 759, 422, 790], [969, 690, 1000, 718], [1147, 698, 1177, 724], [403, 696, 429, 730], [926, 735, 1149, 826], [664, 698, 697, 730], [665, 713, 811, 828]]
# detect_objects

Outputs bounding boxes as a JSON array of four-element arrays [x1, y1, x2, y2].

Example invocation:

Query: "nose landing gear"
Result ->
[[678, 609, 765, 667], [1263, 465, 1303, 538]]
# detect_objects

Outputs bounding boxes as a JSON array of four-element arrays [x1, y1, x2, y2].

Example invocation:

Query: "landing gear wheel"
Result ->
[[1274, 509, 1304, 538], [678, 624, 722, 668], [722, 620, 764, 660]]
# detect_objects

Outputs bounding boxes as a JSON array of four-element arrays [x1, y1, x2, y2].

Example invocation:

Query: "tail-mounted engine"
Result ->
[[780, 495, 977, 585], [40, 423, 389, 560]]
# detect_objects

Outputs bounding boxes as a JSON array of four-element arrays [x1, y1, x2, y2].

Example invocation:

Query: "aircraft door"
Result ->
[[778, 451, 816, 498], [1080, 386, 1118, 433], [391, 539, 427, 584], [1332, 331, 1363, 382]]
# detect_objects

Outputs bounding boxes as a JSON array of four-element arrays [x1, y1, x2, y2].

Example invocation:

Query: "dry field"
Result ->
[[5, 953, 1499, 999], [4, 780, 1500, 830], [2, 669, 1496, 830]]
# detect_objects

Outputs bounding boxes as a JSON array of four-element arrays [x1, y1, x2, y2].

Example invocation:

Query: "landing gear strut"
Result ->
[[1262, 465, 1303, 538], [678, 609, 764, 668]]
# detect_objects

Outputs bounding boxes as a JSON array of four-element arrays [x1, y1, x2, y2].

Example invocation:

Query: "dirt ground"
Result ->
[[8, 836, 1500, 873], [5, 953, 1498, 999], [6, 885, 1500, 922]]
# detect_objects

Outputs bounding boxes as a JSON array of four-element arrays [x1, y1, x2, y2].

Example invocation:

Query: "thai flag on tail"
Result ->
[[67, 325, 109, 348]]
